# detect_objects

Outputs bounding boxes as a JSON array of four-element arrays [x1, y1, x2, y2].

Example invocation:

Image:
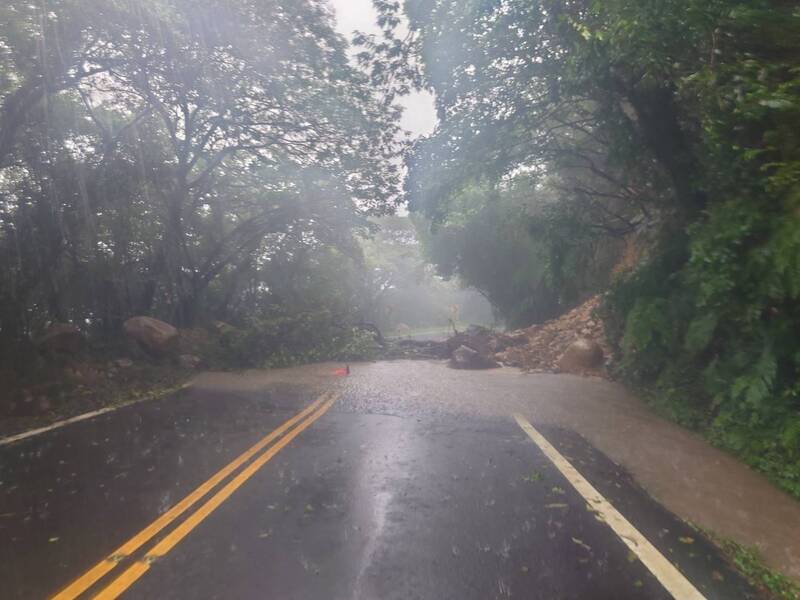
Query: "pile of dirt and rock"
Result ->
[[443, 295, 611, 376]]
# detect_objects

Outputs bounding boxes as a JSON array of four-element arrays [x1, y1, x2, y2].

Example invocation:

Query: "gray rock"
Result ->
[[450, 344, 499, 370], [123, 316, 178, 355], [557, 338, 604, 373], [178, 354, 202, 369]]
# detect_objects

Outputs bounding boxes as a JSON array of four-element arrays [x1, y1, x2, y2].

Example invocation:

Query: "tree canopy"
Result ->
[[0, 0, 402, 367]]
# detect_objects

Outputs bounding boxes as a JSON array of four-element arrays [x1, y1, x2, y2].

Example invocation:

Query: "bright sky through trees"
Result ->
[[329, 0, 437, 138]]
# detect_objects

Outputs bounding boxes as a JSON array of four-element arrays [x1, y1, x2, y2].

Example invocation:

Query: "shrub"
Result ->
[[212, 309, 378, 369]]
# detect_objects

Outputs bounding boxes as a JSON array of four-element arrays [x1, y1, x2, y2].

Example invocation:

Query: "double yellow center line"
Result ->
[[52, 391, 338, 600]]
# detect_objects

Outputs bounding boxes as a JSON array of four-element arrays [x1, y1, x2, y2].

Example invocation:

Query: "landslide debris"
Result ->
[[493, 295, 610, 375], [379, 295, 611, 376]]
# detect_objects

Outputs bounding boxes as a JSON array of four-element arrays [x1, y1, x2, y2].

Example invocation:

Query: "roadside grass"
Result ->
[[721, 541, 800, 600], [690, 524, 800, 600], [0, 365, 191, 440]]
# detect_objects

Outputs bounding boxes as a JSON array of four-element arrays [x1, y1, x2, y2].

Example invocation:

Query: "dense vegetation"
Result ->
[[413, 176, 620, 328], [363, 1, 800, 495], [0, 0, 405, 373]]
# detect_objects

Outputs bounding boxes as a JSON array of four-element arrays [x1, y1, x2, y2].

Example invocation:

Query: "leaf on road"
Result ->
[[571, 537, 592, 552], [523, 471, 542, 483]]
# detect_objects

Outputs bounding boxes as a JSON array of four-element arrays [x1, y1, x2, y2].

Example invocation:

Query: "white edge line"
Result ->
[[0, 383, 192, 447], [513, 413, 707, 600]]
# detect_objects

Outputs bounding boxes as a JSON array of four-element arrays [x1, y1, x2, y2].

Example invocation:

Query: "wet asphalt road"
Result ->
[[0, 368, 761, 599]]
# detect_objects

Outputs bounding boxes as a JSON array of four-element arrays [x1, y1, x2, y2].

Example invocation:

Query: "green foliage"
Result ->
[[214, 310, 380, 369], [684, 313, 718, 356], [0, 0, 401, 370], [336, 328, 382, 362], [608, 219, 800, 495], [603, 3, 800, 497], [608, 207, 800, 495], [715, 537, 800, 600], [415, 178, 615, 328]]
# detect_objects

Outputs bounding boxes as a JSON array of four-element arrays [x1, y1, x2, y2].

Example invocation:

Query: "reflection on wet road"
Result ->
[[0, 363, 760, 599]]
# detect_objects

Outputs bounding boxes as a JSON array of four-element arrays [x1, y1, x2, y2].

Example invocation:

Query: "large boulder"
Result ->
[[450, 344, 499, 370], [557, 337, 604, 373], [446, 325, 495, 356], [123, 316, 178, 355], [178, 353, 202, 369], [36, 323, 83, 354]]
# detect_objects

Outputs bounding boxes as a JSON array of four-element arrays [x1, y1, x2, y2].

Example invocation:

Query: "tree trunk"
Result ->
[[626, 84, 706, 217]]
